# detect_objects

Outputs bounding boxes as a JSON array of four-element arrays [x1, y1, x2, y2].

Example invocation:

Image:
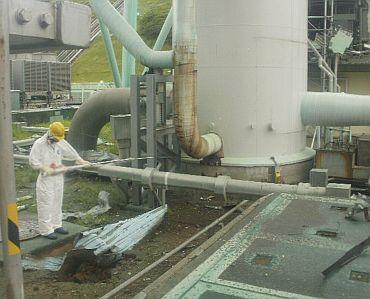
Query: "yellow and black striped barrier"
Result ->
[[7, 203, 21, 255]]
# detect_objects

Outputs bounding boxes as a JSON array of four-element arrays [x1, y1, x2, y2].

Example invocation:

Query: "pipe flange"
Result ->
[[141, 167, 156, 191], [215, 175, 231, 201]]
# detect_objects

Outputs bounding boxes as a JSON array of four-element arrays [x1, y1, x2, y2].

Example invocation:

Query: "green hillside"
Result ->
[[72, 0, 171, 83]]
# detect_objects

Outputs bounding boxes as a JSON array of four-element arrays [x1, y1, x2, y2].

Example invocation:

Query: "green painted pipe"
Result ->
[[122, 0, 138, 87], [142, 7, 173, 75], [90, 0, 173, 69], [99, 19, 122, 88]]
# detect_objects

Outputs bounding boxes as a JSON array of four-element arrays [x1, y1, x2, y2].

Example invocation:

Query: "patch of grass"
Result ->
[[15, 166, 131, 227], [15, 166, 38, 189], [34, 119, 72, 129], [63, 176, 126, 227], [12, 120, 72, 141], [12, 125, 34, 141], [97, 123, 119, 155], [13, 119, 119, 155], [71, 0, 172, 83]]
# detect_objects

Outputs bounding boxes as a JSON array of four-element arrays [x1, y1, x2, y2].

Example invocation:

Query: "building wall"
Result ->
[[338, 71, 370, 136], [368, 0, 370, 27], [339, 72, 370, 94]]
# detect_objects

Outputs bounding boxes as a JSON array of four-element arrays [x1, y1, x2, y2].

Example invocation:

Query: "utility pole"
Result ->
[[0, 0, 25, 297]]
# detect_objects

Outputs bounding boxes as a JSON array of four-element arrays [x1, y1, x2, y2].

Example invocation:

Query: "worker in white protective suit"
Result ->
[[29, 122, 90, 240]]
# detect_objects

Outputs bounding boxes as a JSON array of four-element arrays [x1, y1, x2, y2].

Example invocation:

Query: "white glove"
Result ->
[[41, 166, 53, 174], [41, 165, 66, 176]]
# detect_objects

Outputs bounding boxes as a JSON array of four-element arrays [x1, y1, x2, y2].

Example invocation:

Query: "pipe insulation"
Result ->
[[302, 92, 370, 126], [173, 0, 222, 159], [142, 7, 174, 75], [98, 165, 327, 197], [89, 0, 173, 69], [68, 88, 131, 151]]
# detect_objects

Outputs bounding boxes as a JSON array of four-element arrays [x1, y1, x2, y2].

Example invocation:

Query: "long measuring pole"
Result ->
[[0, 0, 24, 297]]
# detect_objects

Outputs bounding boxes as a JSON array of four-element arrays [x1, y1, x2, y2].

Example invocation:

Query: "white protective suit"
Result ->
[[29, 133, 82, 236]]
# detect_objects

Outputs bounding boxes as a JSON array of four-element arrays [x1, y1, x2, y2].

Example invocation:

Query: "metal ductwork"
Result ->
[[89, 0, 173, 69], [68, 88, 130, 151], [173, 0, 222, 159], [301, 92, 370, 126]]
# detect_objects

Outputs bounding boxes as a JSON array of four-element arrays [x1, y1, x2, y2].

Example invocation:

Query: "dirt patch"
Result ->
[[13, 191, 252, 299]]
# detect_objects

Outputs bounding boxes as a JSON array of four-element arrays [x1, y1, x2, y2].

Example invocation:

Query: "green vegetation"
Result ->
[[15, 166, 38, 190], [12, 125, 34, 141], [63, 176, 127, 227], [14, 117, 128, 227], [71, 0, 171, 83], [15, 166, 131, 227], [12, 119, 118, 154]]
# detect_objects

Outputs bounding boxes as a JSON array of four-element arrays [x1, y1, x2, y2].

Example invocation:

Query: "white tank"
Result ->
[[196, 0, 311, 165]]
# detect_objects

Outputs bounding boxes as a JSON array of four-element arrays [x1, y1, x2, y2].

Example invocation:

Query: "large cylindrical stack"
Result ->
[[197, 0, 308, 158], [182, 0, 314, 183]]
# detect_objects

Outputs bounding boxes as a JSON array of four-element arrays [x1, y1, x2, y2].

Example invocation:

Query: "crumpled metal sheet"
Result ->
[[22, 256, 65, 272], [75, 205, 167, 255]]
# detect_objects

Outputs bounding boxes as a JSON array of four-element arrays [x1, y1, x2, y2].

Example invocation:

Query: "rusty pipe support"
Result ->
[[173, 0, 222, 159]]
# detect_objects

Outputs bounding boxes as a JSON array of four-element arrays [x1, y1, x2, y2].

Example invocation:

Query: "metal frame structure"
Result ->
[[308, 0, 335, 92], [129, 73, 180, 207]]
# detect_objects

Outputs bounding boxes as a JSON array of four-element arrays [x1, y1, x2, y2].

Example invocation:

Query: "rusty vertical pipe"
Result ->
[[173, 0, 222, 159]]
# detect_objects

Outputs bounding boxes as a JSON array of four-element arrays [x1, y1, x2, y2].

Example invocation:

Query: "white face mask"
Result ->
[[47, 131, 59, 144]]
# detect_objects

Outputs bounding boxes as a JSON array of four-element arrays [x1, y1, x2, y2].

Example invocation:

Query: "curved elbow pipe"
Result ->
[[143, 7, 174, 75], [173, 0, 223, 159], [301, 92, 370, 126], [90, 0, 173, 69], [68, 88, 131, 151]]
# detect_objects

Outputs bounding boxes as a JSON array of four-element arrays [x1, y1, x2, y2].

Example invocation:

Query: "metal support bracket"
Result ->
[[214, 175, 231, 201], [141, 167, 157, 191]]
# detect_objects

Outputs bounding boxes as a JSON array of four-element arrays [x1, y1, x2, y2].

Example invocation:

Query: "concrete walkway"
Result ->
[[0, 210, 87, 262], [139, 193, 370, 299]]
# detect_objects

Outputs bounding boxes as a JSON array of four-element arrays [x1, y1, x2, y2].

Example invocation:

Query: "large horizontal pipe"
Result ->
[[90, 0, 173, 69], [13, 154, 29, 164], [68, 88, 131, 151], [98, 165, 327, 197], [13, 138, 36, 147], [301, 92, 370, 126]]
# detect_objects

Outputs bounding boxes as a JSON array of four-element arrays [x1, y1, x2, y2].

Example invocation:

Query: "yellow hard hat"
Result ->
[[49, 122, 65, 141]]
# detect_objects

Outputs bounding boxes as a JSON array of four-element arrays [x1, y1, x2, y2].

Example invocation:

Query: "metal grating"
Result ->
[[10, 60, 71, 93], [49, 62, 71, 91]]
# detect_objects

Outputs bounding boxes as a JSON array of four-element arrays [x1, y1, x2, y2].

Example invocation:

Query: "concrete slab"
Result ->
[[0, 219, 87, 262], [140, 194, 370, 299]]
